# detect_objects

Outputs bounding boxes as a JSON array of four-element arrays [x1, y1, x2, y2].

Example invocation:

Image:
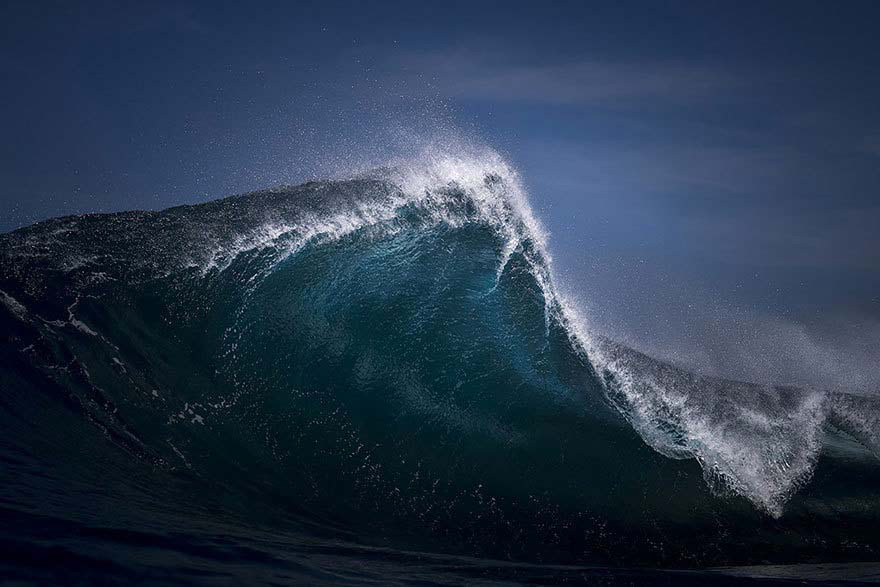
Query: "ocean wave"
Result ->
[[1, 146, 878, 566]]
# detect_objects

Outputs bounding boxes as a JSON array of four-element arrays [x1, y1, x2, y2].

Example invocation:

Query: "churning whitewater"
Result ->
[[1, 147, 879, 574]]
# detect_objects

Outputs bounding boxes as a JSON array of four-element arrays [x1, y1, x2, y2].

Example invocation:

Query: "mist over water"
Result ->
[[569, 273, 880, 396]]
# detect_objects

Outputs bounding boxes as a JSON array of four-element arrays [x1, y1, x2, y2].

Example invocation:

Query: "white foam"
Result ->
[[195, 140, 553, 303], [552, 291, 840, 516], [0, 289, 28, 321]]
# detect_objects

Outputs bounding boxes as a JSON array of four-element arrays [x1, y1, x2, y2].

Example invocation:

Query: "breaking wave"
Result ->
[[1, 145, 878, 576]]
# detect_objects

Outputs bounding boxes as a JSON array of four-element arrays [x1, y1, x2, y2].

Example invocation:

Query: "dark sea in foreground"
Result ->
[[1, 155, 878, 584]]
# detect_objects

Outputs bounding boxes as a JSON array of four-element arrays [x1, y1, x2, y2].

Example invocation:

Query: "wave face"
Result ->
[[1, 150, 879, 579]]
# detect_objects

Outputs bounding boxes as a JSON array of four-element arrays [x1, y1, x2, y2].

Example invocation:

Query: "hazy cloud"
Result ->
[[392, 50, 742, 106]]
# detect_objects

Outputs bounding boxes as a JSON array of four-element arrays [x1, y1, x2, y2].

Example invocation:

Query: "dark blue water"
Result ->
[[1, 157, 878, 584]]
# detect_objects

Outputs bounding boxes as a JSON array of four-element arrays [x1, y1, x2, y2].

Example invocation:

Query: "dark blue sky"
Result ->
[[2, 1, 878, 387]]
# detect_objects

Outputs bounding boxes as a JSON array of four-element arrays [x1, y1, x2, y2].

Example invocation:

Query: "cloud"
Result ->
[[521, 133, 880, 272], [391, 49, 742, 106], [865, 134, 880, 156]]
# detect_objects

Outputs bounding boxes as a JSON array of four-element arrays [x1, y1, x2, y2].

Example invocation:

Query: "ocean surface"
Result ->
[[1, 151, 878, 585]]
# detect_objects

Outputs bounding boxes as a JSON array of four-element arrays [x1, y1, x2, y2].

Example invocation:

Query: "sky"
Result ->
[[2, 1, 878, 389]]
